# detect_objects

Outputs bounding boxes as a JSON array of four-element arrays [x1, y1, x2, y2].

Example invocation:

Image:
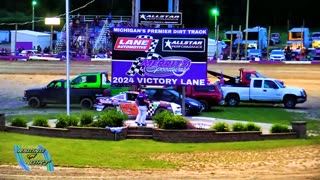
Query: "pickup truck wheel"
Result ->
[[226, 95, 240, 107], [28, 97, 40, 108], [283, 96, 296, 109], [199, 100, 209, 111], [40, 103, 47, 108], [80, 98, 93, 109]]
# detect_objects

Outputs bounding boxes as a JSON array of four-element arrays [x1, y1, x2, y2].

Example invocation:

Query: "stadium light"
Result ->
[[45, 17, 61, 54], [210, 7, 219, 59], [32, 0, 37, 31]]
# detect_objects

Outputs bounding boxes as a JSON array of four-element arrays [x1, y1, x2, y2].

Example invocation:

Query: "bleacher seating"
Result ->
[[54, 15, 131, 57]]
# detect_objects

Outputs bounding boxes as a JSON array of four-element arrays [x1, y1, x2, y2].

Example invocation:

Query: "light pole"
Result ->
[[32, 0, 37, 31], [210, 8, 219, 59]]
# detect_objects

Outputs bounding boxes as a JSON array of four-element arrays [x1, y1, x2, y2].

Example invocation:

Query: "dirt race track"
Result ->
[[0, 61, 320, 179]]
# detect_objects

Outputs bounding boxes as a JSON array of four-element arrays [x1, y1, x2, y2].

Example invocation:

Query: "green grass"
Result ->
[[201, 106, 320, 133], [203, 106, 296, 123], [0, 132, 319, 169]]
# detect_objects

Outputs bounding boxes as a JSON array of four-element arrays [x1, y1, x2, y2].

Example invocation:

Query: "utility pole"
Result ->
[[229, 25, 233, 60], [244, 0, 249, 60]]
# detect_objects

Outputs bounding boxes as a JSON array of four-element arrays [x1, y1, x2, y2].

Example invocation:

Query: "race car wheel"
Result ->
[[28, 97, 40, 108], [283, 95, 296, 109], [104, 106, 116, 111], [80, 98, 93, 109], [155, 108, 169, 115]]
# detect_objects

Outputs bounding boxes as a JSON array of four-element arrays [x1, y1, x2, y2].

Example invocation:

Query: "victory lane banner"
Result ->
[[111, 27, 208, 86]]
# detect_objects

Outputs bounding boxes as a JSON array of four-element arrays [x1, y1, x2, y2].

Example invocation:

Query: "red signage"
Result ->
[[114, 37, 152, 51]]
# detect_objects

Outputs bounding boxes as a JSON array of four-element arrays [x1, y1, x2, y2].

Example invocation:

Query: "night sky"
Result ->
[[1, 0, 317, 30]]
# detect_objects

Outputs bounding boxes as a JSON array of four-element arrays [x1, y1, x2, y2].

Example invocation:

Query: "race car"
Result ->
[[94, 91, 182, 118]]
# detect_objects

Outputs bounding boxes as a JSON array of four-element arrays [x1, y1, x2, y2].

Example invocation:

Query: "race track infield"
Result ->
[[0, 61, 319, 179]]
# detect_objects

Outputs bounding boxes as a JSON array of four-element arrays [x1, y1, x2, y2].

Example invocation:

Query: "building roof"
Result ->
[[225, 31, 241, 34], [10, 30, 50, 36], [289, 28, 309, 32]]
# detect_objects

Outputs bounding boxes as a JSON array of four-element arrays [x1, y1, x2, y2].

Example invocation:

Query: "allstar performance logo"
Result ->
[[162, 38, 206, 52], [138, 12, 182, 25], [114, 37, 153, 51]]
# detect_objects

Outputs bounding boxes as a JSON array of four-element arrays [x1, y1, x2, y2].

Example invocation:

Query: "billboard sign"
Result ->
[[138, 12, 182, 25], [111, 27, 208, 86]]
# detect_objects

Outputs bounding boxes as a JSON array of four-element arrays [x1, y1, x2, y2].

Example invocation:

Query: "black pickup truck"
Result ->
[[23, 79, 105, 109]]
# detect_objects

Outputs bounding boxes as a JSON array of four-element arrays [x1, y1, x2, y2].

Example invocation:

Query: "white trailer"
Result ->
[[10, 30, 50, 54], [207, 38, 222, 59]]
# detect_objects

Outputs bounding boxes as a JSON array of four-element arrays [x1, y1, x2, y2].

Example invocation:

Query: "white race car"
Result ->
[[94, 91, 182, 118]]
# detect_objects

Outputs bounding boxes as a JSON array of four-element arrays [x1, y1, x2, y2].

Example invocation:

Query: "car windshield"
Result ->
[[167, 89, 180, 97], [111, 94, 125, 100], [271, 34, 279, 37], [275, 80, 285, 88], [249, 49, 261, 53], [312, 33, 320, 38], [271, 51, 284, 55]]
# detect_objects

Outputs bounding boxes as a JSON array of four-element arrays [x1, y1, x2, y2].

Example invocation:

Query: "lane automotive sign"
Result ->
[[111, 27, 208, 86], [139, 12, 182, 25]]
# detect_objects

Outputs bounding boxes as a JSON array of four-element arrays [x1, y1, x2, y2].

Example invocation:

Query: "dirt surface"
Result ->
[[0, 61, 319, 118], [0, 61, 320, 179], [0, 145, 319, 179]]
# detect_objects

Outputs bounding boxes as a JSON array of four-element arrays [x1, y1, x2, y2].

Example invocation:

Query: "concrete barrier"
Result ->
[[283, 61, 312, 64], [91, 58, 112, 62], [217, 60, 250, 63], [28, 56, 60, 61]]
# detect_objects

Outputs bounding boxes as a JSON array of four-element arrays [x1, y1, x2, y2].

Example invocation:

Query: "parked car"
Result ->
[[23, 79, 105, 109], [18, 50, 40, 61], [54, 51, 77, 59], [306, 48, 320, 61], [94, 91, 182, 118], [142, 87, 204, 116], [269, 50, 286, 61], [247, 49, 262, 61], [19, 50, 38, 56], [221, 77, 307, 108], [92, 53, 110, 59]]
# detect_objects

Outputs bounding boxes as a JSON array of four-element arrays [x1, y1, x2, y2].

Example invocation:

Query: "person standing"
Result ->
[[135, 89, 150, 127]]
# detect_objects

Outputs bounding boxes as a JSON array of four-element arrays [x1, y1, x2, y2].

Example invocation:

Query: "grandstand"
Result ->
[[54, 15, 131, 57]]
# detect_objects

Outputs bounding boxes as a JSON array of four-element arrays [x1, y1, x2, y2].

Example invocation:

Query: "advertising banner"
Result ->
[[111, 27, 208, 86], [138, 12, 182, 25]]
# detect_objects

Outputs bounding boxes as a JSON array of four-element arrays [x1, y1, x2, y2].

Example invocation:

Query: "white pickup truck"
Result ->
[[222, 78, 307, 108]]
